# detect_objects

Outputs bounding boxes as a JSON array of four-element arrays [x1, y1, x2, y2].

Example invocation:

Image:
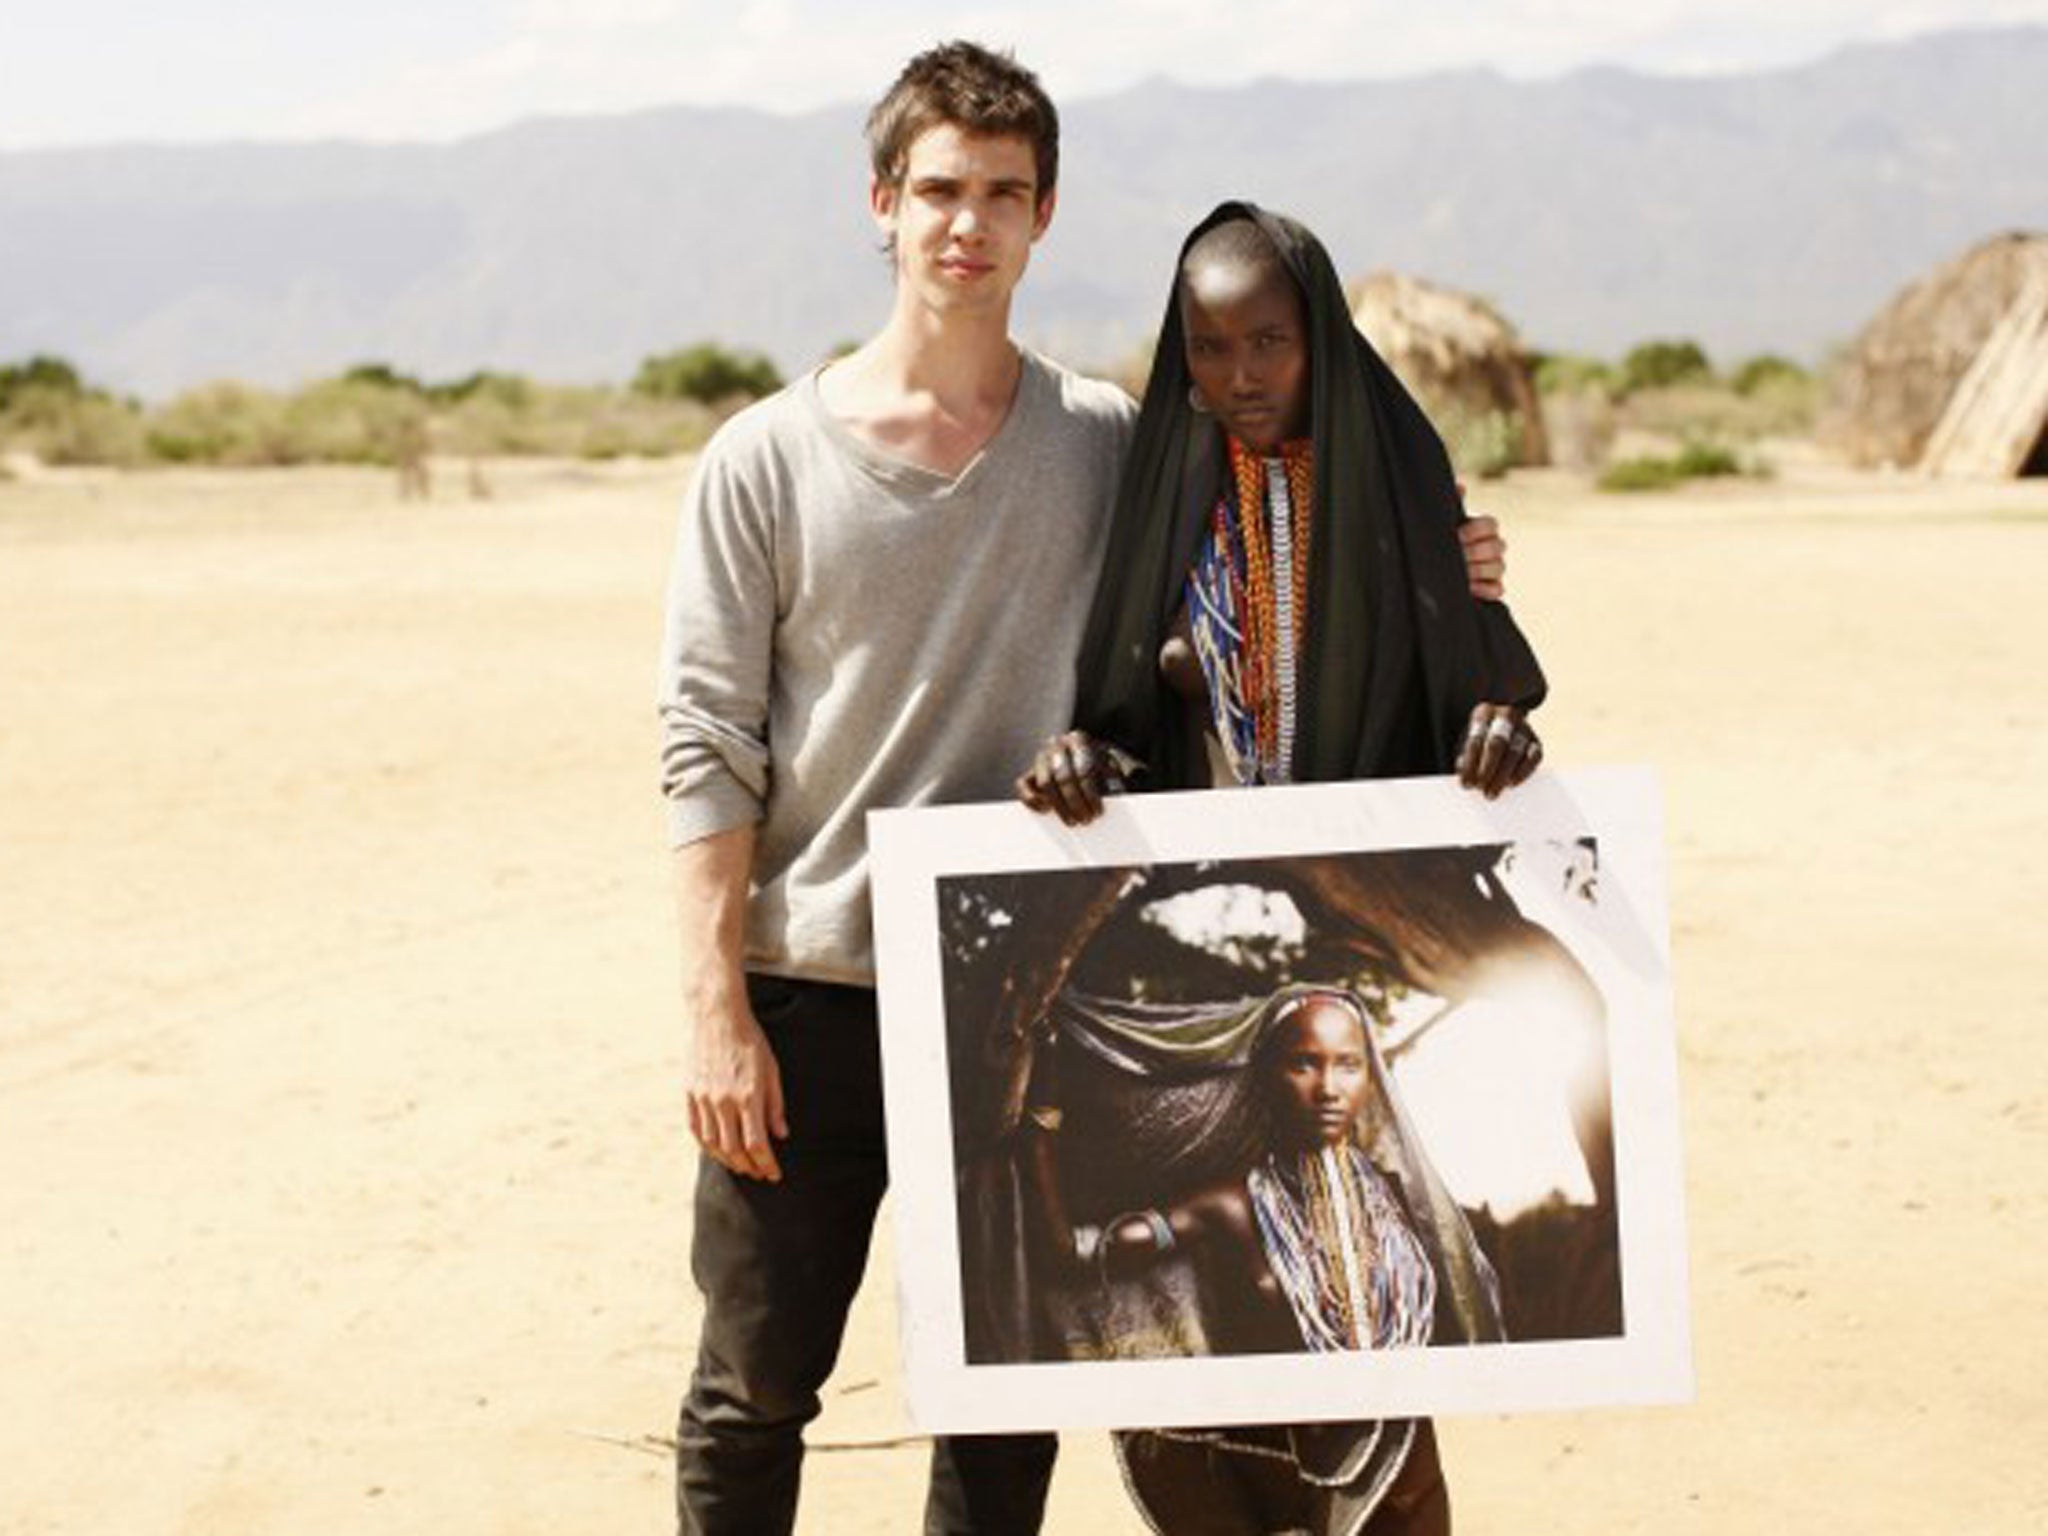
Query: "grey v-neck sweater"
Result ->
[[658, 350, 1136, 984]]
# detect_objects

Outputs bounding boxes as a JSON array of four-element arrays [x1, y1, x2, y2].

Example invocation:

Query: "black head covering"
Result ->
[[1074, 201, 1546, 787]]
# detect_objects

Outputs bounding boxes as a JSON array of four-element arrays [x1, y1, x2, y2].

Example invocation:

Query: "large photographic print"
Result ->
[[869, 769, 1688, 1433]]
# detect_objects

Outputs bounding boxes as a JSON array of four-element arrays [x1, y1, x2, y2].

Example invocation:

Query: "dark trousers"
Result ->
[[675, 975, 1057, 1535]]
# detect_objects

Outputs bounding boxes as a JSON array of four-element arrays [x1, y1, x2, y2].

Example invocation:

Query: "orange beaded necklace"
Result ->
[[1205, 435, 1315, 781]]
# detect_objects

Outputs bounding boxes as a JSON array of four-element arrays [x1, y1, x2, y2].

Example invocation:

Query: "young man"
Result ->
[[659, 43, 1127, 1536], [658, 41, 1507, 1536]]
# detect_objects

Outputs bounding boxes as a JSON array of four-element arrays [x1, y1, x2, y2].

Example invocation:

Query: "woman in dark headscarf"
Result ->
[[1016, 202, 1550, 1533], [1021, 200, 1544, 814]]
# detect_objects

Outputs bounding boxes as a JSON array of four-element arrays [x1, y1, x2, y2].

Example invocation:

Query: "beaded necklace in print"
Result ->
[[1185, 436, 1315, 784], [1246, 1143, 1437, 1353]]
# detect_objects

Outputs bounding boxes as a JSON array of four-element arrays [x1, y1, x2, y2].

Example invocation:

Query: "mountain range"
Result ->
[[2, 26, 2043, 397]]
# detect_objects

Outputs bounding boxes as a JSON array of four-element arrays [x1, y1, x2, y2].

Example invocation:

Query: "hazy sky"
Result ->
[[4, 0, 2046, 149]]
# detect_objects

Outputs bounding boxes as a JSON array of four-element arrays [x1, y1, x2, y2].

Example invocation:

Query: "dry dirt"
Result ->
[[2, 455, 2044, 1533]]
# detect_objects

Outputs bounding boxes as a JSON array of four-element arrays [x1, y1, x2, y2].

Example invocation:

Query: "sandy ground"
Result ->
[[2, 453, 2045, 1534]]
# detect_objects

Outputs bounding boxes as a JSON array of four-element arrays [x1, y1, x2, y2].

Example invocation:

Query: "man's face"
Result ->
[[872, 124, 1053, 315]]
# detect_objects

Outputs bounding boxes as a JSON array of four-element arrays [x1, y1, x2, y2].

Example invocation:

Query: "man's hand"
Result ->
[[684, 994, 788, 1182], [1016, 730, 1123, 826], [674, 826, 787, 1181], [1458, 508, 1507, 602], [1456, 702, 1542, 799]]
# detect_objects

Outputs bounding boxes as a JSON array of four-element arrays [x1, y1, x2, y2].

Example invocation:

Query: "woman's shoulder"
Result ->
[[1174, 1172, 1259, 1244]]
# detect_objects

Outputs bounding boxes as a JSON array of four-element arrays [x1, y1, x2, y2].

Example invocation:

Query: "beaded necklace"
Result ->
[[1246, 1143, 1436, 1353], [1186, 436, 1315, 785]]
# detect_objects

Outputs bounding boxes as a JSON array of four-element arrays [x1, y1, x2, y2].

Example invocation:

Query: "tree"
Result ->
[[1620, 338, 1711, 394], [633, 343, 782, 406], [423, 370, 533, 407], [340, 362, 425, 393], [1730, 353, 1809, 395], [0, 354, 87, 411], [1532, 351, 1620, 398]]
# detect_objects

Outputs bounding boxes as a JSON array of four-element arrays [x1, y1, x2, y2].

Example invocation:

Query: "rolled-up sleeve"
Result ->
[[658, 441, 776, 848]]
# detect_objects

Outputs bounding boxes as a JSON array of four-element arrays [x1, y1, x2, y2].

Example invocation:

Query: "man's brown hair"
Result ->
[[866, 41, 1059, 202]]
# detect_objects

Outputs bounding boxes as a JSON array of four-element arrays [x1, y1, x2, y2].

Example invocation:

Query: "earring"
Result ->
[[1187, 385, 1210, 415]]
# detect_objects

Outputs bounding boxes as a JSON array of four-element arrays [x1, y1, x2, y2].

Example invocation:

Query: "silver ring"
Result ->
[[1070, 744, 1097, 778], [1485, 715, 1517, 742]]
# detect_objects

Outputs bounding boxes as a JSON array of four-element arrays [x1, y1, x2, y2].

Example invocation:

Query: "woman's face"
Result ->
[[1181, 260, 1310, 452], [1264, 997, 1371, 1151]]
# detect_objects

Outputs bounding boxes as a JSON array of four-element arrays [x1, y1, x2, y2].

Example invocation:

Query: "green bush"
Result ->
[[1595, 456, 1690, 492], [569, 390, 718, 459], [36, 394, 149, 466], [2, 358, 726, 469], [0, 354, 87, 411], [633, 343, 782, 406], [1620, 375, 1822, 443], [341, 362, 425, 394], [1596, 437, 1760, 493], [433, 380, 714, 459], [438, 388, 553, 457], [424, 370, 534, 408], [1620, 339, 1711, 395], [1439, 408, 1523, 481], [280, 378, 431, 466], [138, 377, 432, 466], [1730, 354, 1808, 396], [1533, 352, 1619, 399], [2, 380, 87, 434], [1672, 440, 1741, 478], [0, 384, 147, 467], [142, 383, 293, 465], [0, 356, 156, 467]]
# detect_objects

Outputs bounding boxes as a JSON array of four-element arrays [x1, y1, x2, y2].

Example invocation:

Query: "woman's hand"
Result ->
[[1457, 703, 1542, 798], [1458, 502, 1507, 602], [1016, 730, 1125, 826]]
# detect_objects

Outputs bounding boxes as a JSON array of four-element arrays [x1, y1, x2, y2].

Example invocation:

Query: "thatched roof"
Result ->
[[1348, 271, 1549, 469], [1919, 268, 2048, 478], [1820, 231, 2048, 472]]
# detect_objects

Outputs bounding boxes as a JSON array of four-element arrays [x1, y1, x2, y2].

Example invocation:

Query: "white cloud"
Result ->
[[11, 0, 2048, 146], [518, 0, 688, 26]]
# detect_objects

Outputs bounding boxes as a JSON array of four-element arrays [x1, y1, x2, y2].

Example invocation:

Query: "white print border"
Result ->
[[868, 766, 1691, 1433]]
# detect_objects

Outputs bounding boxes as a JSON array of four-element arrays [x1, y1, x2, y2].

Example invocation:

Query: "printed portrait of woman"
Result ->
[[938, 841, 1622, 1369]]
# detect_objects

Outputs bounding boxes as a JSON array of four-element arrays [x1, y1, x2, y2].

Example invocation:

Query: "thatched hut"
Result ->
[[1821, 232, 2048, 474], [1920, 268, 2048, 478], [1347, 270, 1549, 471]]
